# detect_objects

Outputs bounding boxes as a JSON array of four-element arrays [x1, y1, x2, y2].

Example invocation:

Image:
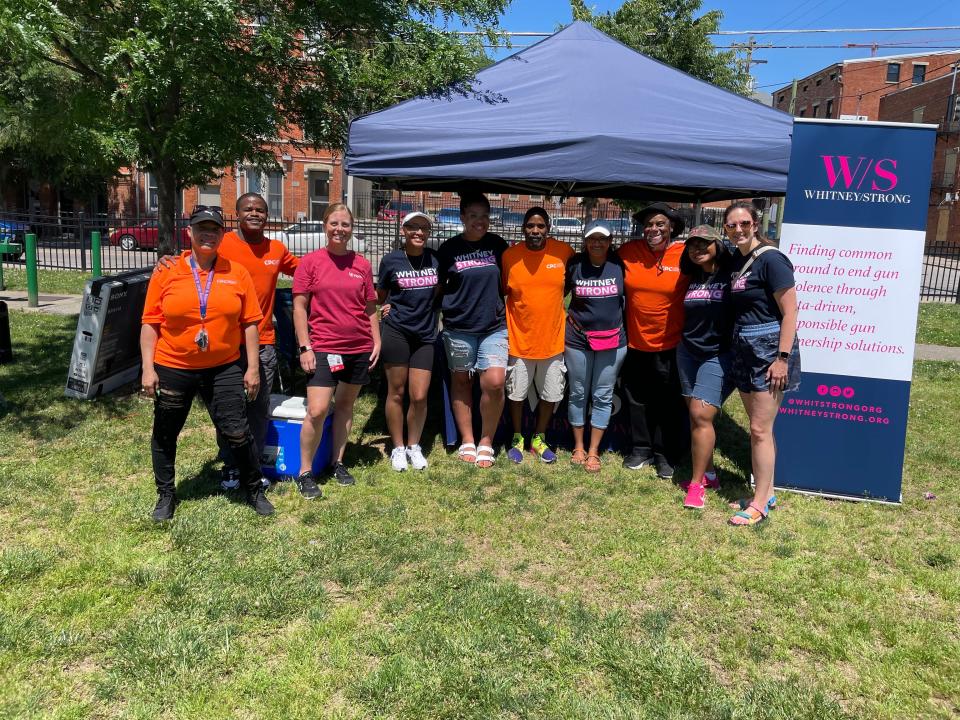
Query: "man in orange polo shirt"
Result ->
[[217, 193, 300, 489], [502, 207, 573, 463], [617, 202, 691, 479]]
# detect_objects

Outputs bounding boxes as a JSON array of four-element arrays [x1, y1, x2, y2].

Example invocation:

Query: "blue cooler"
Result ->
[[260, 394, 333, 481]]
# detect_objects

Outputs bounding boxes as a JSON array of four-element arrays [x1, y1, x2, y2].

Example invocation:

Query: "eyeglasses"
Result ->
[[192, 205, 223, 213], [724, 220, 753, 230], [403, 224, 430, 233]]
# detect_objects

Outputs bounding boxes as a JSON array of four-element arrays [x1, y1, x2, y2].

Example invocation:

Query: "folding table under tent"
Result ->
[[344, 20, 794, 202]]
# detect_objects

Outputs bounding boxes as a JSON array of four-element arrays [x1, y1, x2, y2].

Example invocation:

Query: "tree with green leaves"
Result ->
[[2, 1, 507, 254], [570, 0, 749, 95]]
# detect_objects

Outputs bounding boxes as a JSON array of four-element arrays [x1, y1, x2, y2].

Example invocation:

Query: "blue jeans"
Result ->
[[442, 327, 509, 372], [564, 344, 627, 429]]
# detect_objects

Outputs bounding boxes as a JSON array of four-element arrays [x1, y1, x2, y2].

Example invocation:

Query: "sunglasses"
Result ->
[[724, 220, 753, 230]]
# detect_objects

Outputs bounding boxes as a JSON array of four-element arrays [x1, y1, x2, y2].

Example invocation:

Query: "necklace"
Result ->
[[406, 251, 425, 272]]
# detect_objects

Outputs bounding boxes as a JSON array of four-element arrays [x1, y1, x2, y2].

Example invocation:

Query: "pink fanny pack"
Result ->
[[584, 327, 621, 351]]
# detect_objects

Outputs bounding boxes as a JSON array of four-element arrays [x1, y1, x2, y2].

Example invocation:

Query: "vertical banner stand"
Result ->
[[774, 118, 937, 503]]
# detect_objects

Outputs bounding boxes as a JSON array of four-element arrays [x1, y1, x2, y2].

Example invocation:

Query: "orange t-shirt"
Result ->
[[502, 238, 574, 359], [617, 240, 690, 352], [218, 231, 299, 345], [142, 251, 263, 370]]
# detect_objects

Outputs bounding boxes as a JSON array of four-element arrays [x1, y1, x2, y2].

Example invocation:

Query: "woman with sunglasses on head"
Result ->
[[140, 206, 270, 520], [617, 202, 691, 480], [293, 203, 380, 497], [677, 225, 735, 510], [376, 212, 440, 472], [724, 201, 801, 526]]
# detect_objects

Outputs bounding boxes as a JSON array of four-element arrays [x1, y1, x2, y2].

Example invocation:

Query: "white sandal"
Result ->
[[457, 443, 477, 463], [475, 445, 496, 468]]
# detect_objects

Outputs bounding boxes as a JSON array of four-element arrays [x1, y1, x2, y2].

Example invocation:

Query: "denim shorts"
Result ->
[[676, 343, 734, 408], [730, 321, 801, 394], [442, 327, 509, 372]]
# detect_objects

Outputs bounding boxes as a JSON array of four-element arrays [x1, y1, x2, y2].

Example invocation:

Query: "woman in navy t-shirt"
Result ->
[[436, 193, 509, 469], [725, 201, 801, 526], [376, 212, 440, 473], [677, 225, 734, 510], [563, 220, 628, 473]]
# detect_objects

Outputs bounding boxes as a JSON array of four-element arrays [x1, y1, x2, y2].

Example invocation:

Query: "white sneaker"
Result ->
[[406, 444, 428, 470], [391, 446, 408, 472]]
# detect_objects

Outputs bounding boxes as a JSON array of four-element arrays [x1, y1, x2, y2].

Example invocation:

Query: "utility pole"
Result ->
[[732, 35, 769, 92], [788, 79, 798, 115]]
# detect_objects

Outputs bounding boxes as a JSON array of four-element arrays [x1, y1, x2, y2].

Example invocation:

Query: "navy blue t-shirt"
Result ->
[[564, 253, 627, 351], [730, 248, 795, 326], [376, 248, 440, 342], [437, 233, 508, 334], [681, 260, 733, 358]]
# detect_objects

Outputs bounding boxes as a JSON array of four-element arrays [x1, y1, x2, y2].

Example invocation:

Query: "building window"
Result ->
[[829, 72, 837, 81], [778, 94, 785, 104], [802, 84, 808, 92], [815, 78, 822, 86], [825, 99, 833, 118], [428, 191, 442, 197], [198, 184, 220, 207], [798, 108, 806, 117], [246, 167, 283, 217], [886, 63, 900, 83], [912, 64, 926, 84], [529, 194, 543, 201], [912, 106, 925, 123], [488, 193, 501, 200], [812, 104, 819, 117], [146, 173, 159, 212], [508, 194, 519, 201]]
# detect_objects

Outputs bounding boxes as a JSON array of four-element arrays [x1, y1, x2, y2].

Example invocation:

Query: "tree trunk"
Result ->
[[155, 161, 180, 257]]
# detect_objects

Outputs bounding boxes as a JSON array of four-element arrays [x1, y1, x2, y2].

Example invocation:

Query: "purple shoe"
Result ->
[[507, 446, 524, 464], [531, 434, 557, 464]]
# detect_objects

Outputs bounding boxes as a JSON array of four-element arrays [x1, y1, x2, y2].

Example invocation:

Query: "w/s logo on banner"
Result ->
[[820, 155, 898, 192]]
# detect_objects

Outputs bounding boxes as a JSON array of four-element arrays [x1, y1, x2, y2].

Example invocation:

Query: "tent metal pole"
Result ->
[[694, 200, 702, 226]]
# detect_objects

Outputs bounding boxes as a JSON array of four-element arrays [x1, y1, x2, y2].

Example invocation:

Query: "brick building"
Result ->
[[878, 72, 960, 246], [773, 50, 960, 121], [109, 141, 348, 223]]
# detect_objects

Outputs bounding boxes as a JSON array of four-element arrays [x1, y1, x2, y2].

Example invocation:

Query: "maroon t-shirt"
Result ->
[[292, 249, 376, 354]]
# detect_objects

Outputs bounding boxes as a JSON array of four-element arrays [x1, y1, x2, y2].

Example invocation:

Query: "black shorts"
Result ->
[[380, 322, 435, 371], [308, 352, 371, 388]]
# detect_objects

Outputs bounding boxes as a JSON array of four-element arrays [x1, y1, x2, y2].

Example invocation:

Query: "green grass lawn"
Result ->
[[0, 268, 91, 295], [1, 312, 959, 719], [917, 302, 960, 347]]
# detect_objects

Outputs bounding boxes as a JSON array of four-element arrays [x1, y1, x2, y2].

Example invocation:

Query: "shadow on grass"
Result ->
[[0, 313, 137, 440], [358, 369, 446, 458]]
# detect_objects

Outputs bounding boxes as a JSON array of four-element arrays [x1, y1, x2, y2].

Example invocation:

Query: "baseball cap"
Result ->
[[583, 220, 613, 239], [686, 224, 722, 243], [401, 211, 433, 227], [189, 205, 225, 227]]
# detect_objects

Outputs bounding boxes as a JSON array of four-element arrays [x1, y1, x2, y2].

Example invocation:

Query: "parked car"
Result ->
[[109, 220, 190, 251], [551, 217, 584, 238], [0, 220, 28, 260], [280, 222, 366, 255], [435, 207, 463, 230], [602, 216, 634, 240], [376, 201, 418, 222]]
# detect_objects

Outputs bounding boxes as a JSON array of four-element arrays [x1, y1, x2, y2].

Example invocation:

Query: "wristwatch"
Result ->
[[777, 351, 791, 360], [298, 345, 312, 354]]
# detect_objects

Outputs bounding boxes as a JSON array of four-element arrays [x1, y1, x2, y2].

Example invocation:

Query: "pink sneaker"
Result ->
[[680, 473, 720, 491], [683, 481, 706, 509]]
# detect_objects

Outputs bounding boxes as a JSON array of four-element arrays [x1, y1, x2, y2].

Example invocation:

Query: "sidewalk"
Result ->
[[4, 289, 960, 362], [0, 290, 83, 316]]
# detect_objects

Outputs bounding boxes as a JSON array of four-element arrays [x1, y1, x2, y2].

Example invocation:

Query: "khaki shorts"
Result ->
[[506, 354, 566, 403]]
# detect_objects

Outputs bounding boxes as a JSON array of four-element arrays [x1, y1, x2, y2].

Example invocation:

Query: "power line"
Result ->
[[454, 26, 960, 37]]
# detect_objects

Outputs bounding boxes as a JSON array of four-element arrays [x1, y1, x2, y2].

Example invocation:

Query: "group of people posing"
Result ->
[[140, 192, 800, 527]]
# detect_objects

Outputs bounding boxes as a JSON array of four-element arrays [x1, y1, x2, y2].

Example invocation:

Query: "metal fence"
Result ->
[[3, 194, 958, 302]]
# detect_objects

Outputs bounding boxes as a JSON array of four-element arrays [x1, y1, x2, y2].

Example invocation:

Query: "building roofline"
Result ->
[[843, 48, 960, 65], [773, 62, 842, 96]]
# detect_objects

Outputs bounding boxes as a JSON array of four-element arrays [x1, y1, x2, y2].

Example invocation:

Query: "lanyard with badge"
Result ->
[[188, 255, 215, 351]]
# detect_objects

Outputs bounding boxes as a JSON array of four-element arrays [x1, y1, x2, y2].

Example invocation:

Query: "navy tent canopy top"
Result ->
[[345, 21, 794, 202]]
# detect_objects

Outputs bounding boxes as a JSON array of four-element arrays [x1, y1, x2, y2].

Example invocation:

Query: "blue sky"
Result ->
[[481, 0, 959, 93]]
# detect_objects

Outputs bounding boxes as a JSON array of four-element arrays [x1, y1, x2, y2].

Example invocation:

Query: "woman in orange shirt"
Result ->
[[140, 206, 269, 521], [617, 203, 691, 480]]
